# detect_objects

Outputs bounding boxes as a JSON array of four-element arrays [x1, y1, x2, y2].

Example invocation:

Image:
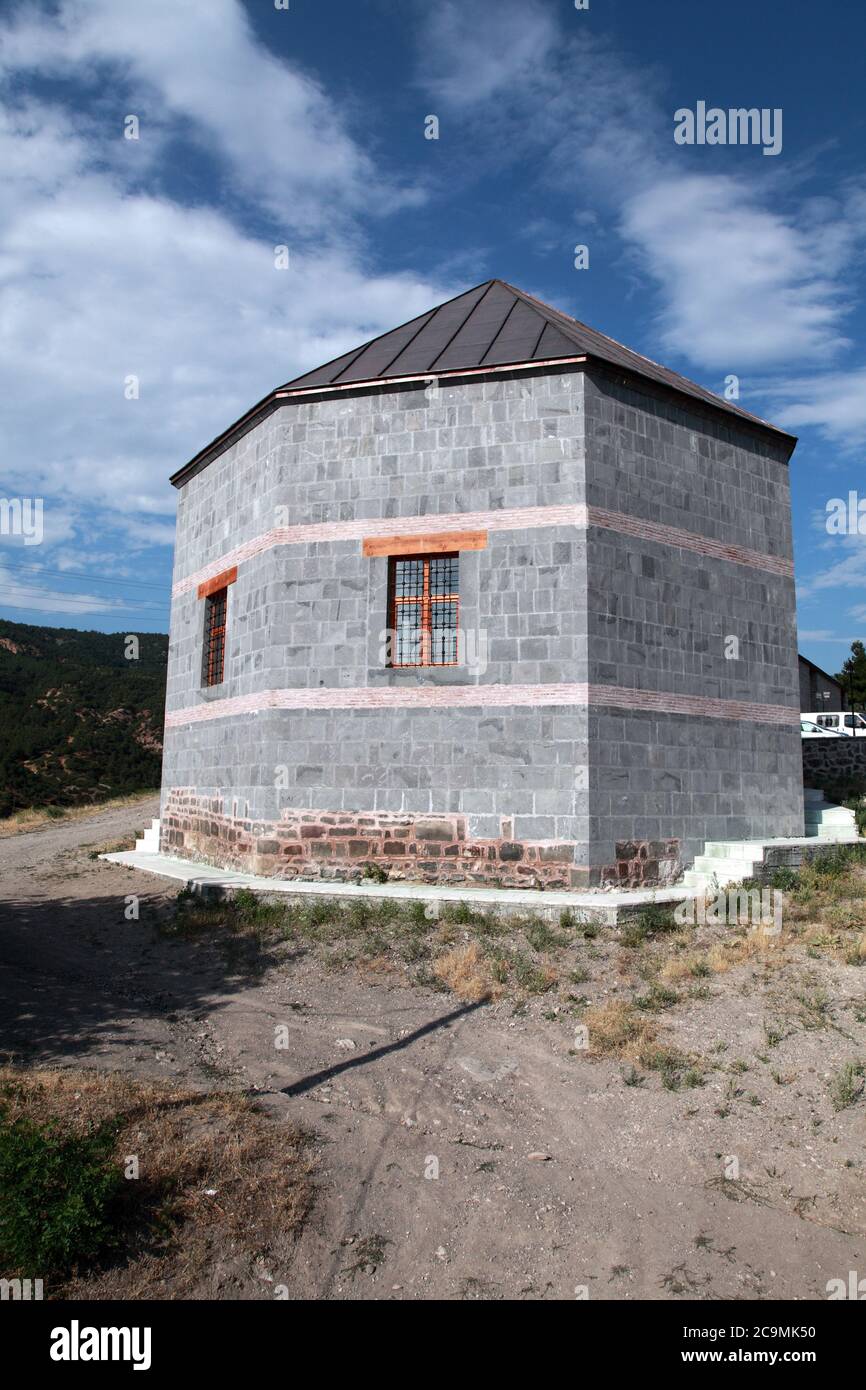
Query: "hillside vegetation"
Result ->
[[0, 619, 167, 818]]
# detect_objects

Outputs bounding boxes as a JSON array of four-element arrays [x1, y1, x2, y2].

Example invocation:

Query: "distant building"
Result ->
[[799, 654, 843, 713], [160, 279, 804, 888]]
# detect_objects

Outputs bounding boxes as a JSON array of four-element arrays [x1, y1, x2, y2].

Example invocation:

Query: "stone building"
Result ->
[[160, 279, 804, 888], [798, 654, 843, 713]]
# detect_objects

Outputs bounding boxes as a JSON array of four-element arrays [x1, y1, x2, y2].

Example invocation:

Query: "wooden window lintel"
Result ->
[[363, 530, 486, 559], [197, 566, 238, 600]]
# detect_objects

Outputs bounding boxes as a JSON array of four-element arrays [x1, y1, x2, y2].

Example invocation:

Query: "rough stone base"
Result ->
[[605, 839, 682, 889], [803, 738, 866, 802], [161, 790, 681, 889]]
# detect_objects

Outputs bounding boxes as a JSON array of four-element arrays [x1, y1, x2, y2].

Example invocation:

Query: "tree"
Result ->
[[837, 640, 866, 711]]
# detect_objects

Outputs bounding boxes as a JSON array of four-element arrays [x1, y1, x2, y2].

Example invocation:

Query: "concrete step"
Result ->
[[803, 788, 828, 805], [702, 841, 773, 859], [134, 817, 160, 853], [687, 855, 761, 886], [805, 807, 856, 827]]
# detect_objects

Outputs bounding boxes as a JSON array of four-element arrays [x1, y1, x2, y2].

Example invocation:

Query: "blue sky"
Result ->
[[0, 0, 864, 677]]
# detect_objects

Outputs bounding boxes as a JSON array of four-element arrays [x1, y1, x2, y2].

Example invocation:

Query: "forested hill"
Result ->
[[0, 619, 168, 818]]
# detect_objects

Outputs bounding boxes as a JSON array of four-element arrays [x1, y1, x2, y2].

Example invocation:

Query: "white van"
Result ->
[[800, 718, 844, 738], [804, 711, 866, 737]]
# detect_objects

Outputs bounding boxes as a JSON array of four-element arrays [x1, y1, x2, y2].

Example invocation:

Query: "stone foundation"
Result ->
[[605, 840, 682, 889], [160, 790, 681, 889]]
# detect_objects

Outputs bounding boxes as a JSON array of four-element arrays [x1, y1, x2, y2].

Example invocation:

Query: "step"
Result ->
[[803, 789, 828, 806], [134, 817, 161, 853], [702, 841, 774, 859], [805, 808, 856, 827], [688, 856, 762, 884]]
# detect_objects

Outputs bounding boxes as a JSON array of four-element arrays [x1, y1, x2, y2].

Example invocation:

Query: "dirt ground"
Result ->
[[1, 798, 864, 1301]]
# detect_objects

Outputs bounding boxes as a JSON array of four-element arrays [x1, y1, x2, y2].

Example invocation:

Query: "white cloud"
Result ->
[[619, 175, 853, 370], [418, 0, 866, 386], [768, 367, 866, 447], [421, 0, 558, 110], [0, 0, 422, 230], [0, 0, 447, 567]]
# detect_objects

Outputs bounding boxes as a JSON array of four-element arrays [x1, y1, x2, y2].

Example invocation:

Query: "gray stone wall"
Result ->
[[582, 370, 803, 869]]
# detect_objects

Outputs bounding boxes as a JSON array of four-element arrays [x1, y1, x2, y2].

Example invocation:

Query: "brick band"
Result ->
[[172, 504, 793, 597], [165, 681, 800, 729]]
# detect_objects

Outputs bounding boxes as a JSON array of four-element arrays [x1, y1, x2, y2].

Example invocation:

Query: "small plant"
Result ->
[[634, 982, 679, 1013], [620, 904, 677, 949], [361, 863, 389, 884], [828, 1062, 865, 1112], [0, 1111, 123, 1276], [524, 920, 568, 952], [767, 867, 798, 891]]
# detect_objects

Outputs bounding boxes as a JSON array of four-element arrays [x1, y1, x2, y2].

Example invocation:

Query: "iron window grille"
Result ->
[[203, 587, 227, 686], [388, 553, 459, 667]]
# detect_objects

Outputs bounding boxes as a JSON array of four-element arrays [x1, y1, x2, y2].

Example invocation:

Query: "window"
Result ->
[[388, 553, 459, 667], [203, 587, 228, 686]]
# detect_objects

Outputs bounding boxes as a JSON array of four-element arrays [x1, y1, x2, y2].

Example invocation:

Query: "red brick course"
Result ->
[[159, 790, 681, 889]]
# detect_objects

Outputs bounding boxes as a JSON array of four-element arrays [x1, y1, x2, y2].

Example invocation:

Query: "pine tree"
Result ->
[[837, 640, 866, 710]]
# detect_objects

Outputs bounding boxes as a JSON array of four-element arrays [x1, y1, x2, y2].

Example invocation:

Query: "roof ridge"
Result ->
[[277, 278, 496, 390], [274, 277, 793, 443]]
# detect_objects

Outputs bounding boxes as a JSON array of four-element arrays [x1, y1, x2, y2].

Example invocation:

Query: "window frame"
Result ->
[[387, 551, 460, 668], [202, 585, 228, 687]]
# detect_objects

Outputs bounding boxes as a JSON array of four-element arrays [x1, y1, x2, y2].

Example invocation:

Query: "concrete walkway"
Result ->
[[101, 848, 694, 924]]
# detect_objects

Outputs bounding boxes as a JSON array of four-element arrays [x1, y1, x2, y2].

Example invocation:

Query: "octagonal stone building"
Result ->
[[160, 279, 804, 888]]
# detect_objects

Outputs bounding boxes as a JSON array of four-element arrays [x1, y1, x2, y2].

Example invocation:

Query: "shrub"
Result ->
[[0, 1111, 123, 1276], [361, 863, 388, 884], [828, 1062, 865, 1112]]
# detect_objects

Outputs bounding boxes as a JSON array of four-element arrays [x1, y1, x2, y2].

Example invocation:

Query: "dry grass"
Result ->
[[582, 1000, 702, 1088], [433, 941, 501, 1002], [0, 790, 157, 839], [583, 1000, 658, 1061], [0, 1065, 315, 1299]]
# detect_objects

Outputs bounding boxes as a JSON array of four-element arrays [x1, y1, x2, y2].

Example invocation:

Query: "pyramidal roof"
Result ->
[[280, 278, 791, 440], [172, 279, 793, 485]]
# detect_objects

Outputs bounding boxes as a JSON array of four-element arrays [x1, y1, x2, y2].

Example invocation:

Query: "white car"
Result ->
[[800, 719, 846, 738], [802, 711, 866, 737]]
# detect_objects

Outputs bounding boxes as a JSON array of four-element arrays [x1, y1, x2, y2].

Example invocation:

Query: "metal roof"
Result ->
[[279, 278, 794, 440], [171, 279, 795, 486]]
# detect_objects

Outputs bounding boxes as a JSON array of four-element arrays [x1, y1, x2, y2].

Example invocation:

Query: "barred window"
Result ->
[[203, 587, 227, 686], [389, 553, 459, 667]]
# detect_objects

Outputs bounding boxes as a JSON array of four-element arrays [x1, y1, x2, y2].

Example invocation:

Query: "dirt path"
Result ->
[[0, 801, 864, 1300]]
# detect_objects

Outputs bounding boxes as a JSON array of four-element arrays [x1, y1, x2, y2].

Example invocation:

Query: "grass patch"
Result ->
[[0, 1110, 124, 1276], [0, 1066, 314, 1298], [167, 886, 572, 1004]]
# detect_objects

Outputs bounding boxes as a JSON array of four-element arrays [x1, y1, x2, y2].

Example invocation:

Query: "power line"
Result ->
[[0, 601, 168, 624], [0, 559, 170, 595], [0, 592, 169, 616], [0, 580, 167, 606]]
